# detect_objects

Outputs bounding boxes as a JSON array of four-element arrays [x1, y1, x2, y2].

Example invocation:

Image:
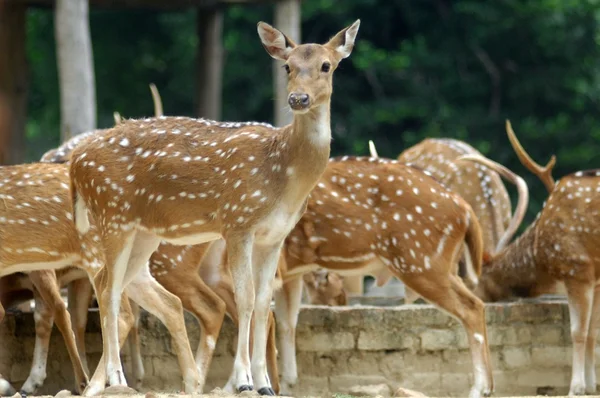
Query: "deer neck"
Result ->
[[475, 220, 539, 302], [281, 104, 332, 202]]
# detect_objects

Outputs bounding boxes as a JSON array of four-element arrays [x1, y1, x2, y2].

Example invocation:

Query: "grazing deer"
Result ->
[[275, 154, 529, 398], [68, 20, 361, 395], [302, 268, 347, 305], [470, 121, 600, 396], [0, 162, 200, 396]]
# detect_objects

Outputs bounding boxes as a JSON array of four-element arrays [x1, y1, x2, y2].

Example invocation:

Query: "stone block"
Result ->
[[516, 368, 569, 388], [297, 331, 355, 352], [441, 349, 474, 373], [532, 325, 566, 346], [504, 325, 533, 346], [506, 301, 564, 323], [503, 347, 531, 369], [531, 346, 570, 368], [358, 330, 416, 351], [291, 376, 329, 396], [420, 329, 456, 351]]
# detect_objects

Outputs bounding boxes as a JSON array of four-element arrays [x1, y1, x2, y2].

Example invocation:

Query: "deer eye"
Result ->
[[321, 62, 331, 73], [283, 64, 291, 74]]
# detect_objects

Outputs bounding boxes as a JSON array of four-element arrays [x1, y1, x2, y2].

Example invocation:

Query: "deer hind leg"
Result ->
[[225, 233, 255, 393], [84, 283, 134, 397], [29, 270, 89, 394], [97, 231, 137, 389], [125, 300, 144, 390], [157, 268, 226, 387], [68, 277, 94, 376], [125, 264, 200, 393], [273, 276, 303, 395], [565, 280, 594, 396], [584, 283, 600, 394], [265, 310, 280, 395], [20, 286, 53, 395], [403, 272, 493, 398]]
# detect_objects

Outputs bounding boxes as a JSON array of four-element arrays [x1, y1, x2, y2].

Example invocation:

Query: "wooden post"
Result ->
[[196, 5, 223, 121], [273, 0, 301, 127], [55, 0, 97, 141], [0, 3, 28, 165]]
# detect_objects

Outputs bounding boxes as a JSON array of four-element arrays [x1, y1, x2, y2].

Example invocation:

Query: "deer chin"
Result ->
[[290, 107, 310, 115]]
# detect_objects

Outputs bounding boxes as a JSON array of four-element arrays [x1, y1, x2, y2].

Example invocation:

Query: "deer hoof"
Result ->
[[238, 385, 253, 393], [257, 387, 276, 396]]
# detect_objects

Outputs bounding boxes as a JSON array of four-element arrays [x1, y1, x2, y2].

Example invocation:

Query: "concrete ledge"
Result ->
[[0, 299, 579, 397]]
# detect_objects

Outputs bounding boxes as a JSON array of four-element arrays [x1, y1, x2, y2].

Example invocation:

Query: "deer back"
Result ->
[[285, 156, 477, 277], [399, 138, 511, 256], [0, 163, 103, 274]]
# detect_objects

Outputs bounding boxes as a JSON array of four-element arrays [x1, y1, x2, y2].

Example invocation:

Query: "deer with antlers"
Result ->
[[468, 121, 599, 396], [67, 20, 361, 395], [275, 152, 529, 397]]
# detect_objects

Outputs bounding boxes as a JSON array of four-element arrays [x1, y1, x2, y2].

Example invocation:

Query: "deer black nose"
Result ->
[[288, 93, 310, 110]]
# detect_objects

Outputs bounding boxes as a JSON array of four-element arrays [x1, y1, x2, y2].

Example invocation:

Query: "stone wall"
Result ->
[[0, 299, 577, 397]]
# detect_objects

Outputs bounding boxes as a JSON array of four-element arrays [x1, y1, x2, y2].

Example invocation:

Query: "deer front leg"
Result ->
[[273, 276, 303, 395], [68, 277, 94, 376], [566, 280, 594, 395], [225, 234, 255, 393], [250, 241, 283, 396], [29, 270, 89, 394], [584, 284, 600, 394], [20, 288, 53, 395]]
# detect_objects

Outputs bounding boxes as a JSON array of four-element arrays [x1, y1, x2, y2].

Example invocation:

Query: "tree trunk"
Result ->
[[273, 0, 301, 127], [55, 0, 96, 142], [0, 3, 28, 165], [196, 6, 224, 121]]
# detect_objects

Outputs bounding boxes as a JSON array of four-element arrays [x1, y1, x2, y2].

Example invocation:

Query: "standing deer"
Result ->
[[275, 154, 529, 398], [469, 121, 600, 396], [67, 20, 361, 395]]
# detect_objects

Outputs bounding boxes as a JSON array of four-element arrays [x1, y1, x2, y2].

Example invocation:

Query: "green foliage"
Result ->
[[24, 0, 600, 226]]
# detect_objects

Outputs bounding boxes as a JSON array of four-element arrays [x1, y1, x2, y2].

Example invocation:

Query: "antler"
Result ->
[[506, 120, 556, 193], [368, 140, 379, 158], [113, 112, 122, 125], [456, 154, 529, 254]]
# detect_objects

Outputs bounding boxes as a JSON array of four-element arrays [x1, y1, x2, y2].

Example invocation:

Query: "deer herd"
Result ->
[[0, 18, 596, 398]]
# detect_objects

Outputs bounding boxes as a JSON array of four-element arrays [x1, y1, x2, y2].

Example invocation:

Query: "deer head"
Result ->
[[258, 20, 360, 113]]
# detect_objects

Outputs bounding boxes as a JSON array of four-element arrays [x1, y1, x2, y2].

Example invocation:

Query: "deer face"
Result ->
[[258, 20, 360, 113]]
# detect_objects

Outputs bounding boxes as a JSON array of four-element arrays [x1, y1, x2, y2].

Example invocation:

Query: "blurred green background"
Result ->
[[24, 0, 600, 226]]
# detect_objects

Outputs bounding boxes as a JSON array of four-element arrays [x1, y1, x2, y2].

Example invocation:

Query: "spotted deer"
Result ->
[[304, 135, 517, 307], [275, 155, 529, 398], [68, 20, 361, 395], [470, 121, 600, 396]]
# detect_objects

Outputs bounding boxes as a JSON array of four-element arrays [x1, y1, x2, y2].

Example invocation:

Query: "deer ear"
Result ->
[[257, 21, 297, 61], [325, 19, 360, 60]]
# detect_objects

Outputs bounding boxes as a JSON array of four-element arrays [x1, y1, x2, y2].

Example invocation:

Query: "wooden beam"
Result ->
[[0, 3, 28, 165], [55, 0, 97, 140], [273, 0, 300, 127], [196, 5, 223, 120], [10, 0, 283, 11]]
